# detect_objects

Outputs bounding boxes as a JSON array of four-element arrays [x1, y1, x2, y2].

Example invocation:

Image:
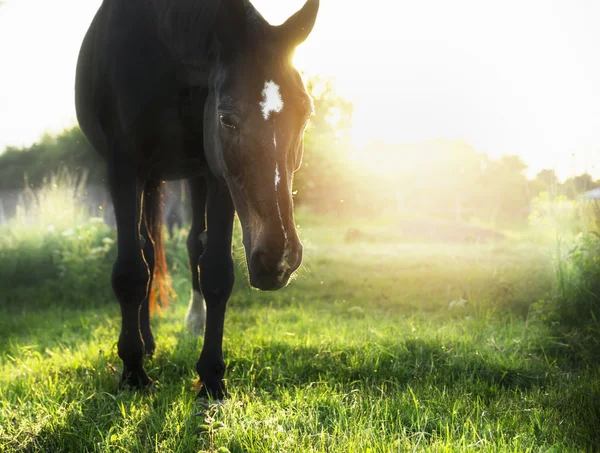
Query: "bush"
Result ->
[[11, 165, 91, 230], [0, 168, 116, 305], [0, 128, 105, 191], [540, 201, 600, 364]]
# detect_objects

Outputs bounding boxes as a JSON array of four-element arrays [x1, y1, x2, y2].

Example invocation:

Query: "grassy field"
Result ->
[[0, 208, 599, 452]]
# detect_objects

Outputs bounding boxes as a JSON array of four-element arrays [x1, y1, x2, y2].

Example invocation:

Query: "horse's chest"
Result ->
[[146, 88, 208, 180]]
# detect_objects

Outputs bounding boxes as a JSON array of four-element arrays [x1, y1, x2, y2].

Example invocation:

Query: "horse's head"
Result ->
[[204, 0, 318, 290]]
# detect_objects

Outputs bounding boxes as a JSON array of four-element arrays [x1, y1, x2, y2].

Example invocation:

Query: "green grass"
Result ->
[[0, 212, 599, 452]]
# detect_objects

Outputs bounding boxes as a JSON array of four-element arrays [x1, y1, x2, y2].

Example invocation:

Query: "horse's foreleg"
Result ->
[[109, 160, 152, 389], [185, 176, 208, 336], [196, 178, 235, 400]]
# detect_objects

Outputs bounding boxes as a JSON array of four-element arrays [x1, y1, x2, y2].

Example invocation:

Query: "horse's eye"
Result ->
[[219, 114, 238, 130]]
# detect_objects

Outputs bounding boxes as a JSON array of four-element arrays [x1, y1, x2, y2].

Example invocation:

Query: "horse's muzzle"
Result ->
[[249, 242, 303, 291]]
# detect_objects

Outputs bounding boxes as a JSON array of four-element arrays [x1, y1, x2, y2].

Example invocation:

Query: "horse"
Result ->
[[75, 0, 319, 400], [164, 179, 190, 240]]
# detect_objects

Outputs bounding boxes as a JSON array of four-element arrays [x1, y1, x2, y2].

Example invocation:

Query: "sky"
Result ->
[[0, 0, 599, 181]]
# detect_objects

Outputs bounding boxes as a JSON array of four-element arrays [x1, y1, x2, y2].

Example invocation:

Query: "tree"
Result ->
[[530, 168, 560, 199], [0, 127, 103, 190], [499, 155, 528, 175], [470, 154, 531, 225], [292, 75, 356, 213], [304, 76, 353, 139], [535, 169, 559, 187], [562, 173, 598, 199]]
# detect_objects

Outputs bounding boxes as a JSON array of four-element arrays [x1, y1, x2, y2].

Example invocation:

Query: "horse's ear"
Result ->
[[214, 0, 247, 56], [277, 0, 319, 49]]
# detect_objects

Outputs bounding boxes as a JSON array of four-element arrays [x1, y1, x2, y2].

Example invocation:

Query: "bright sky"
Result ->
[[0, 0, 599, 181]]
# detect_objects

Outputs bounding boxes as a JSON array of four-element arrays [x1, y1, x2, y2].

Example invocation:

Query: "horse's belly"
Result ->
[[154, 154, 207, 181], [147, 133, 207, 180]]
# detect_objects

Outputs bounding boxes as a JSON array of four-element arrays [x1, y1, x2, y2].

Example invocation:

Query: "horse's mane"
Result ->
[[151, 0, 271, 68]]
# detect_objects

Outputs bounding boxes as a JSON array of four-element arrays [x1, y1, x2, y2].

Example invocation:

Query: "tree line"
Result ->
[[0, 75, 597, 226]]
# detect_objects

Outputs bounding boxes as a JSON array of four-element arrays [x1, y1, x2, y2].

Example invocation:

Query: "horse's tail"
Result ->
[[144, 180, 170, 314]]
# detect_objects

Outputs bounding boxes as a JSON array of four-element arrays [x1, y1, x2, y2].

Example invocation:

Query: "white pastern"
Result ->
[[185, 289, 206, 337], [260, 80, 283, 120]]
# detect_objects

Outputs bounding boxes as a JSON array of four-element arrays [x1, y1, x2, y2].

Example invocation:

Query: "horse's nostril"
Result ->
[[249, 242, 302, 289], [251, 249, 273, 276], [258, 252, 270, 271], [252, 250, 269, 272]]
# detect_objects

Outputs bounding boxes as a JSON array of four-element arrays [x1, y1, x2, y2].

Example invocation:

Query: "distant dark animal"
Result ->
[[164, 180, 190, 239], [75, 0, 318, 399]]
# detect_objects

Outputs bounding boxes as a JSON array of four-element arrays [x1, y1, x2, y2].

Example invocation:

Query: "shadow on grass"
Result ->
[[224, 339, 598, 450], [1, 344, 203, 452], [0, 300, 118, 356], [3, 327, 599, 451], [226, 339, 549, 394], [536, 332, 600, 374]]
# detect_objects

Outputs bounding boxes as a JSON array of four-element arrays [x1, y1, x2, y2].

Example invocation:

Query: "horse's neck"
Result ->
[[151, 0, 267, 59], [148, 0, 270, 85], [150, 0, 219, 71]]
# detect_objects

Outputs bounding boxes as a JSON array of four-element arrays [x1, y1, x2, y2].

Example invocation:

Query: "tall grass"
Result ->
[[0, 167, 116, 304], [551, 204, 600, 363], [530, 193, 600, 365], [11, 166, 90, 231]]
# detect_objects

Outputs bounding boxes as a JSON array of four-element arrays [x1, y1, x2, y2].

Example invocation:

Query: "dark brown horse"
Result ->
[[75, 0, 318, 399]]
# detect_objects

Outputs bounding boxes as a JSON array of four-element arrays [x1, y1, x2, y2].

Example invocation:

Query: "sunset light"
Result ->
[[1, 2, 600, 449], [1, 0, 599, 181]]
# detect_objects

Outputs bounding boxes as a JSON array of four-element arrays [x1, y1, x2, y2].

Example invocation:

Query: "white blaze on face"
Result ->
[[260, 80, 284, 120], [274, 163, 287, 241], [274, 162, 281, 187], [274, 137, 289, 276], [262, 81, 290, 276]]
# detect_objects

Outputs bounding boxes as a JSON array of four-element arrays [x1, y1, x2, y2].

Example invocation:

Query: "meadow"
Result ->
[[0, 186, 599, 452]]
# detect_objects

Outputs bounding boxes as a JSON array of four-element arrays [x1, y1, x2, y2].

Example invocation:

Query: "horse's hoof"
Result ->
[[144, 380, 156, 395], [144, 343, 156, 357], [120, 368, 153, 390], [193, 398, 225, 417], [197, 384, 227, 402]]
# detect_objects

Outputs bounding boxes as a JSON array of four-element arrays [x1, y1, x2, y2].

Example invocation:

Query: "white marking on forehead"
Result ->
[[260, 80, 284, 120]]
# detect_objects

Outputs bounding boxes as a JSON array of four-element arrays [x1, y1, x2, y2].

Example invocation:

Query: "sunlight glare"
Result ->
[[0, 0, 599, 181]]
